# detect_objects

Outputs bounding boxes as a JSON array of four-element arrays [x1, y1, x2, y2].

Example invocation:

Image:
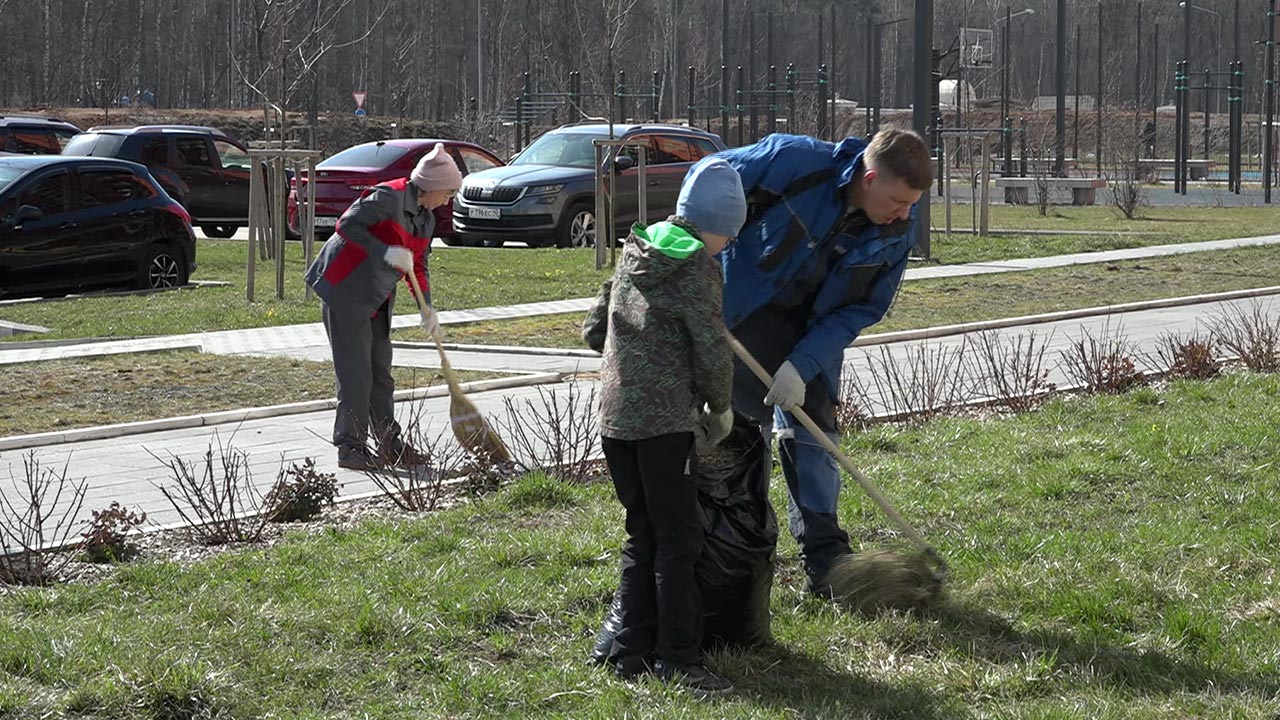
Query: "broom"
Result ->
[[726, 333, 947, 613], [406, 271, 511, 463]]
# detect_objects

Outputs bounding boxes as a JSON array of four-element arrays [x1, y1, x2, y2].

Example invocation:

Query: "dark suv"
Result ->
[[0, 115, 81, 154], [452, 123, 726, 248], [0, 155, 196, 299], [63, 125, 251, 238]]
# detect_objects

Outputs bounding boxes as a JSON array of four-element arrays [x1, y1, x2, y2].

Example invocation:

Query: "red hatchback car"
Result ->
[[287, 139, 504, 242]]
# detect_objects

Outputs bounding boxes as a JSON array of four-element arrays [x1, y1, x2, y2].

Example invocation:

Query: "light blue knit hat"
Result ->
[[676, 157, 747, 239]]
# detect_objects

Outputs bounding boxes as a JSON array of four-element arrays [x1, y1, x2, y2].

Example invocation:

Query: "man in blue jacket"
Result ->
[[714, 128, 933, 595]]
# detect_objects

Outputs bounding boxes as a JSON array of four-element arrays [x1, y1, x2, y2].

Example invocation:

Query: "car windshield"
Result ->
[[0, 166, 24, 193], [511, 132, 604, 168], [319, 143, 410, 169]]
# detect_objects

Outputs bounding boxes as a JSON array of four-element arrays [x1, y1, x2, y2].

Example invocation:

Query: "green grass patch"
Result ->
[[1, 205, 1274, 342], [0, 373, 1278, 717], [0, 352, 500, 437], [419, 244, 1280, 349]]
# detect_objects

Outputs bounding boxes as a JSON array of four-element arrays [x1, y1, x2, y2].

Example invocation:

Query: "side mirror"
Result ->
[[15, 205, 42, 228], [613, 155, 635, 173]]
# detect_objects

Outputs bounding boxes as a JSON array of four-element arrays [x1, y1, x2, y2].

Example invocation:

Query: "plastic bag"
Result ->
[[591, 416, 778, 663]]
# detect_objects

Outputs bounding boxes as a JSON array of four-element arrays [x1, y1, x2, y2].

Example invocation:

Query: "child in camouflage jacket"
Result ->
[[582, 157, 746, 695]]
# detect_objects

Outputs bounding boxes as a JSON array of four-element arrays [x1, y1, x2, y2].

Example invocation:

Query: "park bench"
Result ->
[[993, 176, 1106, 206], [1136, 158, 1215, 181]]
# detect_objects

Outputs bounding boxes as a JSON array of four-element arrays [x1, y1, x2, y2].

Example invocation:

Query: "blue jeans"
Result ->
[[733, 352, 852, 589]]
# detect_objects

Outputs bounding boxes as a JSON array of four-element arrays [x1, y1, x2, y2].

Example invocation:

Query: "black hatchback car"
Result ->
[[63, 125, 251, 238], [0, 155, 196, 299]]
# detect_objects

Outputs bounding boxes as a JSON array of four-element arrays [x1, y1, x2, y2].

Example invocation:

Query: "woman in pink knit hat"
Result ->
[[305, 143, 463, 471]]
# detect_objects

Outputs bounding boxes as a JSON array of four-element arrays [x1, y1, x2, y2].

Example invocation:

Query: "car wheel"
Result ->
[[556, 202, 596, 249], [201, 224, 239, 239], [480, 238, 506, 248], [139, 245, 188, 290]]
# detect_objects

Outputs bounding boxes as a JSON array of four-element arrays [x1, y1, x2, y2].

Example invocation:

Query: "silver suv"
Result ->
[[452, 123, 726, 248]]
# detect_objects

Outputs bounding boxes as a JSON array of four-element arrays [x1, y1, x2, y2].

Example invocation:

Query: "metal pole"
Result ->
[[979, 134, 991, 236], [769, 65, 778, 134], [866, 14, 874, 135], [873, 24, 883, 135], [913, 0, 933, 259], [304, 157, 316, 301], [1204, 68, 1211, 161], [1135, 2, 1142, 175], [637, 144, 647, 227], [594, 143, 605, 270], [1002, 6, 1011, 174], [1152, 24, 1159, 159], [721, 65, 729, 139], [1097, 1, 1103, 177], [748, 10, 757, 142], [736, 65, 745, 146], [721, 0, 729, 138], [788, 64, 797, 131], [1266, 0, 1276, 203], [830, 3, 838, 138], [1056, 0, 1066, 177], [476, 0, 483, 117], [688, 66, 696, 127], [1073, 24, 1081, 161]]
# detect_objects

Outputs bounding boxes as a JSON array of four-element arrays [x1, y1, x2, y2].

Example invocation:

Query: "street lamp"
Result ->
[[997, 7, 1035, 174], [871, 15, 910, 135]]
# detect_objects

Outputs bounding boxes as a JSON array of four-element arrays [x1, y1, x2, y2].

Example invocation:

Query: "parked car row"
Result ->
[[0, 112, 729, 298]]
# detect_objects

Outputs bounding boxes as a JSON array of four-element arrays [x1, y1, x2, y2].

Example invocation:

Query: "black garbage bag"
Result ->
[[591, 416, 779, 663]]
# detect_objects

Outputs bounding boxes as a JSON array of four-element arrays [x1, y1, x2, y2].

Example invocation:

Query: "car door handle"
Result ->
[[646, 180, 661, 186], [128, 209, 148, 217], [59, 221, 78, 230]]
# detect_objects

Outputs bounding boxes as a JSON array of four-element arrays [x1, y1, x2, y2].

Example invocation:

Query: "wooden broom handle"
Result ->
[[727, 333, 938, 558], [405, 270, 460, 391]]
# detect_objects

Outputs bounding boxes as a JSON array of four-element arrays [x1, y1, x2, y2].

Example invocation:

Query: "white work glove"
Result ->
[[383, 246, 414, 273], [763, 360, 806, 411], [695, 407, 735, 453], [421, 304, 441, 338]]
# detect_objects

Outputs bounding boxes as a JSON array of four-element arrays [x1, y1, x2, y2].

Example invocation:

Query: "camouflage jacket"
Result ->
[[583, 218, 733, 440]]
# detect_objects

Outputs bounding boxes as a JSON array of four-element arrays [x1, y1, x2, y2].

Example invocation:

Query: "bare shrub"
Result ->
[[0, 453, 87, 585], [1058, 323, 1146, 394], [500, 381, 602, 484], [150, 437, 268, 545], [1141, 331, 1220, 380], [264, 458, 338, 523], [366, 404, 470, 512], [836, 365, 873, 429], [859, 339, 972, 421], [1104, 136, 1147, 220], [970, 330, 1058, 412], [81, 502, 147, 563], [1212, 300, 1280, 373]]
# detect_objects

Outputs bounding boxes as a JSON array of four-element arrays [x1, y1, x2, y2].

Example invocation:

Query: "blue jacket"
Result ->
[[714, 134, 917, 398]]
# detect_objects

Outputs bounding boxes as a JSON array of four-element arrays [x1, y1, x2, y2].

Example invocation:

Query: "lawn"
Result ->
[[417, 244, 1280, 349], [1, 372, 1277, 718], [0, 205, 1273, 342], [0, 352, 500, 438]]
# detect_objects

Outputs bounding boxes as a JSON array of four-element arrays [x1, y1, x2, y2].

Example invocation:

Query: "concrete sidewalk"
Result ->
[[2, 233, 1277, 367], [3, 292, 1275, 531]]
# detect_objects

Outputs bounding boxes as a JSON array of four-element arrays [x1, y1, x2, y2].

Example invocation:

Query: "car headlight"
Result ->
[[526, 184, 564, 196]]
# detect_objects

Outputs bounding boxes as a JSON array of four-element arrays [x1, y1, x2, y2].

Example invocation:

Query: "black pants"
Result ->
[[602, 432, 703, 667]]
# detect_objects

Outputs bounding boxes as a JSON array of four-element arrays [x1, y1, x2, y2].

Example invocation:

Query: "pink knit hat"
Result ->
[[410, 143, 463, 192]]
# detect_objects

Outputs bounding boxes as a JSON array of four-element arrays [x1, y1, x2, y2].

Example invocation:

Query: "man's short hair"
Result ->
[[864, 127, 933, 191]]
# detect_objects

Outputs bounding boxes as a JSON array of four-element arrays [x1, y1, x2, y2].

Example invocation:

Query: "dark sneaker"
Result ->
[[337, 447, 376, 471], [653, 660, 733, 696], [377, 439, 430, 469], [612, 655, 650, 681]]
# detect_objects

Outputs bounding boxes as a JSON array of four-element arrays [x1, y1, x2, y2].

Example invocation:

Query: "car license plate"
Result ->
[[469, 207, 501, 220], [313, 216, 338, 227]]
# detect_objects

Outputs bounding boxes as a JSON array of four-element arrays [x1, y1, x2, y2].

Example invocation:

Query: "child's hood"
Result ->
[[621, 221, 705, 288]]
